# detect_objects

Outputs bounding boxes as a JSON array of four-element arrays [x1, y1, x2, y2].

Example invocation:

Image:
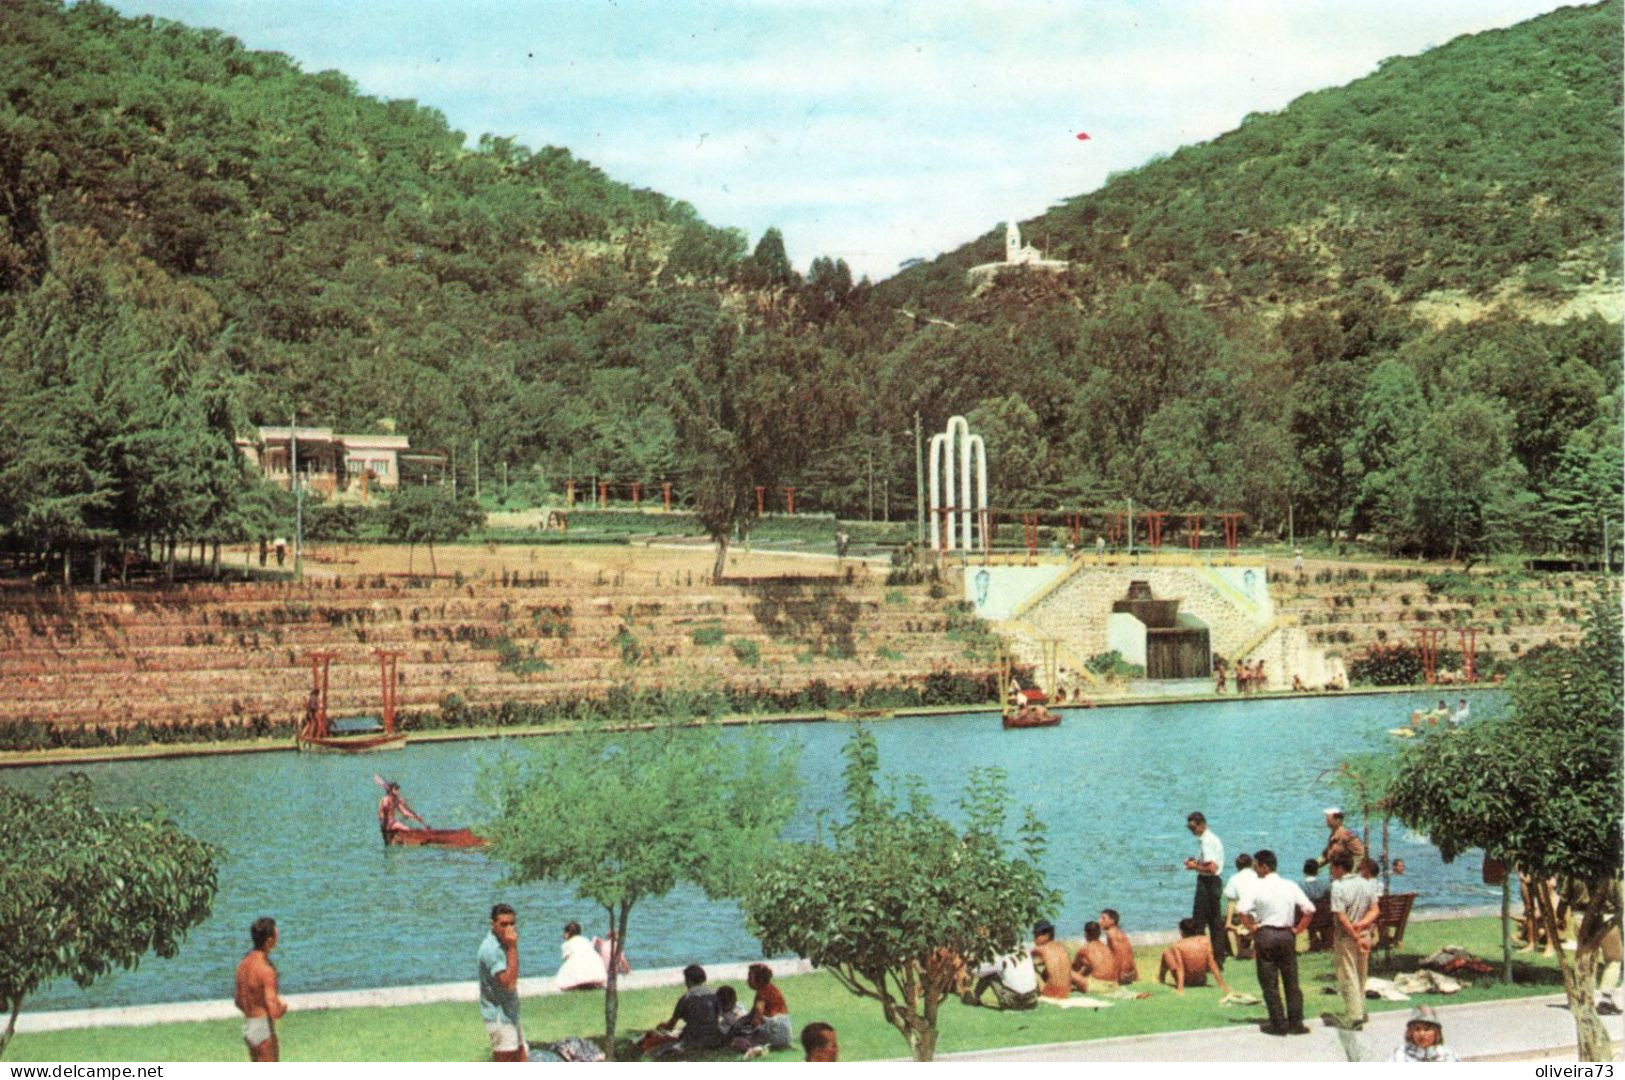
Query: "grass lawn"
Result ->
[[7, 917, 1566, 1062]]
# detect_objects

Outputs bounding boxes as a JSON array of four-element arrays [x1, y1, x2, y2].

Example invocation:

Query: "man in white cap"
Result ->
[[1318, 807, 1365, 869], [1391, 1005, 1460, 1061]]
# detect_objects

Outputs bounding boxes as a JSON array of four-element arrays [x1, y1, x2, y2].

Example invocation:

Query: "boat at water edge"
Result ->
[[384, 827, 486, 848]]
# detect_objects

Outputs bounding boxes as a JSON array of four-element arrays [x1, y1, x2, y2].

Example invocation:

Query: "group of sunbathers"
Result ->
[[959, 906, 1239, 1013]]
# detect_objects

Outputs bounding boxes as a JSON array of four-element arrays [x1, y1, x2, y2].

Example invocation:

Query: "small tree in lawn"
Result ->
[[0, 774, 218, 1058], [744, 727, 1058, 1061], [383, 484, 482, 574], [1387, 596, 1622, 1061], [480, 724, 799, 1059]]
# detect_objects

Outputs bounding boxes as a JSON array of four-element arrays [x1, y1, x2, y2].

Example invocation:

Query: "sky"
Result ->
[[104, 0, 1574, 282]]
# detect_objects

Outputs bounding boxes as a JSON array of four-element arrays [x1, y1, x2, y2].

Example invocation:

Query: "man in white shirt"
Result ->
[[1223, 853, 1259, 959], [1184, 811, 1228, 969], [965, 947, 1040, 1010], [1237, 849, 1315, 1036]]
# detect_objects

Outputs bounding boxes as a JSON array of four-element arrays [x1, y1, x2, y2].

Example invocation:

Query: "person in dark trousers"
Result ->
[[1237, 849, 1315, 1036], [1184, 811, 1228, 968]]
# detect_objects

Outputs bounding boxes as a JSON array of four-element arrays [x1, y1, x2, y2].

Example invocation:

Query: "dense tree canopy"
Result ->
[[1387, 598, 1623, 1059], [0, 0, 1618, 563], [0, 773, 219, 1057]]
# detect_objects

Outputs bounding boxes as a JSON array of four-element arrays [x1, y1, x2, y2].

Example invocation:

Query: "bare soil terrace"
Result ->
[[0, 541, 989, 738]]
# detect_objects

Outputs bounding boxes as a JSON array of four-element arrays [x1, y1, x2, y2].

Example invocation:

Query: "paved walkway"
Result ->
[[13, 959, 814, 1035], [944, 994, 1623, 1062]]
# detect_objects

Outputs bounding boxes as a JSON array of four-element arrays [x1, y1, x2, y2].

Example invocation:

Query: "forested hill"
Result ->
[[1, 0, 1620, 573], [0, 0, 754, 451], [880, 0, 1622, 323]]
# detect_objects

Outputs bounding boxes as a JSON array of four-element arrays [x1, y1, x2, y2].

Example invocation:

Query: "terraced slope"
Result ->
[[1272, 560, 1606, 676], [0, 571, 995, 737]]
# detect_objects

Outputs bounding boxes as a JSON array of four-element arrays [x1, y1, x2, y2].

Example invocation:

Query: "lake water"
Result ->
[[9, 692, 1503, 1012]]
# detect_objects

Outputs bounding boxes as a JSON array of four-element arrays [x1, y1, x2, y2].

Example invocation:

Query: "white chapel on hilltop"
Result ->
[[968, 220, 1069, 283]]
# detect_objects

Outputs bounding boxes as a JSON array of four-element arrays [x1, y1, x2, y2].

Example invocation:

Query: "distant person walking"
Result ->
[[1184, 812, 1228, 968], [1237, 849, 1315, 1036], [478, 903, 524, 1062], [234, 917, 288, 1062]]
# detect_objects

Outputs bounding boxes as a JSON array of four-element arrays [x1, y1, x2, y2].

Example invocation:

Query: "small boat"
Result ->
[[384, 827, 487, 848], [1002, 705, 1061, 730], [828, 708, 896, 722], [297, 650, 408, 754]]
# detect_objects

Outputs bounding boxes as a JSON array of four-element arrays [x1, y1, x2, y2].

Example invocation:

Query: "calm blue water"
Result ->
[[8, 692, 1503, 1012]]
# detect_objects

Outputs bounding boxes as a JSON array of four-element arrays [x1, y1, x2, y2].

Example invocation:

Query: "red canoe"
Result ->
[[384, 827, 487, 848]]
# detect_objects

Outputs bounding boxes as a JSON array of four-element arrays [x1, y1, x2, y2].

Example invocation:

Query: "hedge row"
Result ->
[[0, 673, 999, 752]]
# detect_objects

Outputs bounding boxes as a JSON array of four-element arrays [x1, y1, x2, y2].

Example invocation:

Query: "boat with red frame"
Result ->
[[297, 650, 408, 753], [1000, 654, 1062, 729]]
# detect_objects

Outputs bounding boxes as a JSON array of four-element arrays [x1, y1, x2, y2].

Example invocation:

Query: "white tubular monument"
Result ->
[[928, 415, 988, 553]]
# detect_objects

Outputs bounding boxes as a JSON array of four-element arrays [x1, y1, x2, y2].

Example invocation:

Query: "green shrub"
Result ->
[[614, 624, 642, 666], [1348, 643, 1423, 686], [1084, 650, 1145, 679], [691, 622, 726, 647], [730, 638, 761, 666]]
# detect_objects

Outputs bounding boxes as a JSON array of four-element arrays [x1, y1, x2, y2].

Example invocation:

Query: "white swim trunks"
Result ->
[[485, 1020, 522, 1053], [243, 1015, 273, 1047]]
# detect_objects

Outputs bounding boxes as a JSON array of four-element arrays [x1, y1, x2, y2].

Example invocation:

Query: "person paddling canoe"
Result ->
[[376, 775, 427, 841]]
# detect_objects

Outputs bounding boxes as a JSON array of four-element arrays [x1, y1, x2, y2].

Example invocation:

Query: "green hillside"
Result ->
[[0, 0, 1619, 574], [883, 0, 1622, 318], [853, 1, 1622, 557]]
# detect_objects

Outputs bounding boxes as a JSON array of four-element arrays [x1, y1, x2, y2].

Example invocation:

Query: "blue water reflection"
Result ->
[[8, 692, 1503, 1011]]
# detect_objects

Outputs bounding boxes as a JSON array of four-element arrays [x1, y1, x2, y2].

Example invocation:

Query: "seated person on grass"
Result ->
[[716, 985, 746, 1035], [1069, 921, 1118, 993], [1030, 920, 1073, 999], [1302, 859, 1330, 904], [645, 963, 726, 1058], [964, 944, 1040, 1010], [1159, 918, 1233, 995], [729, 963, 792, 1051], [1101, 909, 1140, 984]]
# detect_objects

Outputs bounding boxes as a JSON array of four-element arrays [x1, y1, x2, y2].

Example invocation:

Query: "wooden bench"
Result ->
[[1375, 892, 1419, 963]]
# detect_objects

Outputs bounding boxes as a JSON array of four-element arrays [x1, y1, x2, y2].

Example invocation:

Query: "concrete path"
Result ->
[[13, 959, 814, 1035], [943, 994, 1623, 1062]]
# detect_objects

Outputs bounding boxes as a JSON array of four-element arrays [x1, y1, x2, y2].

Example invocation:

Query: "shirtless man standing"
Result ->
[[1069, 922, 1118, 993], [235, 917, 288, 1062], [1030, 921, 1072, 1000], [1160, 918, 1233, 994]]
